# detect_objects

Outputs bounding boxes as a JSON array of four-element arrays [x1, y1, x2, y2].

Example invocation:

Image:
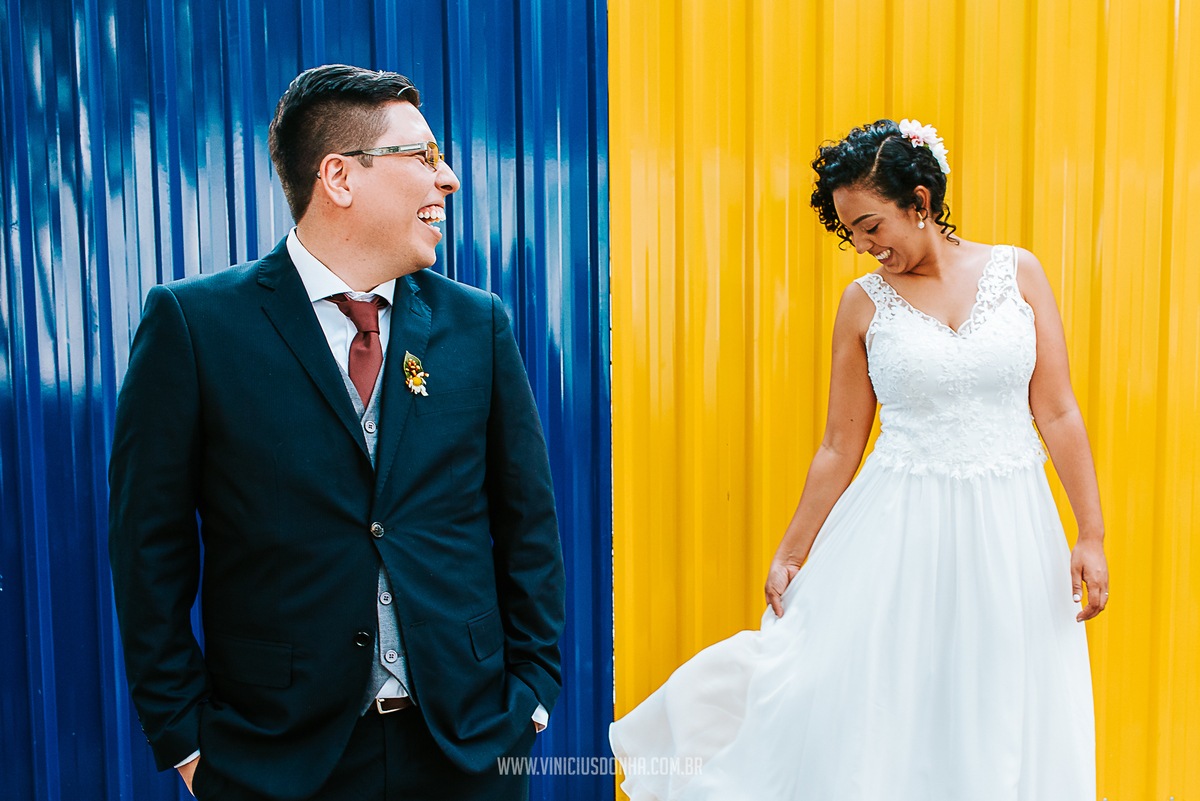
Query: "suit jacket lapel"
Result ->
[[375, 273, 431, 494], [256, 240, 370, 460]]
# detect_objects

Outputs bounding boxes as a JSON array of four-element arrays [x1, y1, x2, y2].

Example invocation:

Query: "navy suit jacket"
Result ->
[[108, 238, 565, 798]]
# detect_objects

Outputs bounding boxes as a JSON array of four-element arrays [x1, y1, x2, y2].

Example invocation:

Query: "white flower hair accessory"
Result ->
[[898, 118, 951, 175]]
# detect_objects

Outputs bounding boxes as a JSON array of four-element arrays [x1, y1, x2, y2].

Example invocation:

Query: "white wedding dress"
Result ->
[[610, 245, 1095, 800]]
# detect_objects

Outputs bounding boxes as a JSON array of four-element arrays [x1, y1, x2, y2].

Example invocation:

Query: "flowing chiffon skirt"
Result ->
[[610, 457, 1095, 801]]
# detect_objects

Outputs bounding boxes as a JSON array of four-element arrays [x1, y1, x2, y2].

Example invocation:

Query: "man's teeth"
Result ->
[[417, 207, 446, 223], [875, 249, 891, 261]]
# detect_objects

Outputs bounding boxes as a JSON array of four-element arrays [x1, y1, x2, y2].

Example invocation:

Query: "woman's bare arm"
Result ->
[[766, 283, 878, 616], [1018, 247, 1109, 621]]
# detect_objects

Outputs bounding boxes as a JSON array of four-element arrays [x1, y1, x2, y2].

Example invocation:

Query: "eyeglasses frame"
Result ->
[[338, 141, 445, 171]]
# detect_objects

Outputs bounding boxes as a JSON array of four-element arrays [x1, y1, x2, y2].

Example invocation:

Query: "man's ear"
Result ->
[[315, 154, 355, 209]]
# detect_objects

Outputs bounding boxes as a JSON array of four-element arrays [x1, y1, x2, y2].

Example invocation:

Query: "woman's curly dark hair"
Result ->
[[810, 119, 957, 247]]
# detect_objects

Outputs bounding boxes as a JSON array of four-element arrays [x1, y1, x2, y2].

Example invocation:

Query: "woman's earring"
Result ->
[[917, 216, 926, 229]]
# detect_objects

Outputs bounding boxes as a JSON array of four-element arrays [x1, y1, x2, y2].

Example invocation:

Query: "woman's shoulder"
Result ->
[[961, 241, 1046, 283], [1002, 244, 1047, 287], [980, 243, 1053, 303], [842, 273, 883, 304], [971, 241, 1042, 268], [838, 276, 883, 341]]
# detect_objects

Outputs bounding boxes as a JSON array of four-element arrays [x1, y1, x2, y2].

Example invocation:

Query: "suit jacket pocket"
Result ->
[[467, 607, 503, 661], [413, 386, 487, 417], [206, 633, 293, 688]]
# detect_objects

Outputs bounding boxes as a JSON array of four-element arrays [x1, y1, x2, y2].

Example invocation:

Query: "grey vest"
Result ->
[[337, 361, 413, 712]]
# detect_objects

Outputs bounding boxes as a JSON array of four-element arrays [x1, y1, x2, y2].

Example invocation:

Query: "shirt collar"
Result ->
[[286, 228, 397, 305]]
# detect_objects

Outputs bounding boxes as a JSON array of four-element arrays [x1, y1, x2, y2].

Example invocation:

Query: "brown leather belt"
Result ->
[[373, 697, 415, 715]]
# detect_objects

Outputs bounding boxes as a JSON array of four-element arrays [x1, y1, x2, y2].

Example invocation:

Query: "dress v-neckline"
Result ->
[[872, 246, 999, 337]]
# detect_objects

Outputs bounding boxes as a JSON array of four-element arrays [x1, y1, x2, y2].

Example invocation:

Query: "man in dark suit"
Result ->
[[108, 64, 564, 801]]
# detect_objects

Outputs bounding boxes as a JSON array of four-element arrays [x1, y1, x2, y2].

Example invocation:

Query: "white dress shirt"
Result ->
[[286, 229, 396, 373]]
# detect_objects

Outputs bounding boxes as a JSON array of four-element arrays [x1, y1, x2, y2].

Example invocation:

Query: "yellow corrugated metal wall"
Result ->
[[610, 1, 1200, 798]]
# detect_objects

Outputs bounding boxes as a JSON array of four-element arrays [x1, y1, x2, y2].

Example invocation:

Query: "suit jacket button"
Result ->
[[354, 631, 372, 647], [370, 522, 385, 538]]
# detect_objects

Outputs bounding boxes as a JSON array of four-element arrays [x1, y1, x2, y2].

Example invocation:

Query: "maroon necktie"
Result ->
[[328, 293, 387, 403]]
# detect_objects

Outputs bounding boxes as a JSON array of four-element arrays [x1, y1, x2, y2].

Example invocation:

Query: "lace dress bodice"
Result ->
[[855, 244, 1046, 478]]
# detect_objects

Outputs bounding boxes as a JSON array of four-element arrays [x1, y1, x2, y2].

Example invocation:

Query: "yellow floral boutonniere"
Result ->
[[403, 351, 429, 396]]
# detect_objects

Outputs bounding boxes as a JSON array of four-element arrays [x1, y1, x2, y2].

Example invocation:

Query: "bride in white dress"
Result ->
[[609, 119, 1109, 800]]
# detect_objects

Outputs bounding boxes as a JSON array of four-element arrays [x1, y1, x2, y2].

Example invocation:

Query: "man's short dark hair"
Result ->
[[268, 64, 421, 221]]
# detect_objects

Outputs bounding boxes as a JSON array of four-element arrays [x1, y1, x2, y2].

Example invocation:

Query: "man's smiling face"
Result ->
[[349, 100, 460, 275]]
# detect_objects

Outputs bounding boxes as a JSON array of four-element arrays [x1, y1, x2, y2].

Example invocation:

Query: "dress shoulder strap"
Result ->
[[854, 273, 892, 308], [985, 243, 1019, 287], [971, 244, 1025, 323], [988, 243, 1022, 284]]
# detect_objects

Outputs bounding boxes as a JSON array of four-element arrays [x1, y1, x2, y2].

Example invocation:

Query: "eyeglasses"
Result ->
[[339, 141, 445, 171]]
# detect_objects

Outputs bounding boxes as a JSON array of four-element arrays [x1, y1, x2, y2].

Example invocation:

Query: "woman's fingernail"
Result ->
[[1073, 593, 1081, 602]]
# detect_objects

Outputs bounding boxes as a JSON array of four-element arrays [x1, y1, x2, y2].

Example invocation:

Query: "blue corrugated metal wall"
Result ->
[[0, 0, 611, 798]]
